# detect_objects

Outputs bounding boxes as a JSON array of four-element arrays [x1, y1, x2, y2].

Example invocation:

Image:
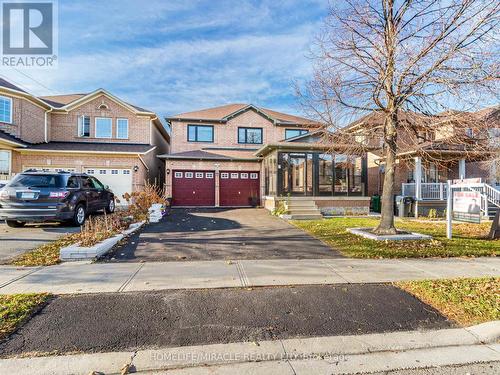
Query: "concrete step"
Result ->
[[285, 201, 317, 208], [287, 209, 322, 215], [287, 214, 323, 220]]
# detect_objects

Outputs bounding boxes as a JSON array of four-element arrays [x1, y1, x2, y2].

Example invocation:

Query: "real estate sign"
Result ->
[[452, 191, 481, 223]]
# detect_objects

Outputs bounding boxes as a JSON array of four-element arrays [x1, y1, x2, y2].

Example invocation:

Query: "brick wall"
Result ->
[[49, 94, 152, 144], [0, 93, 46, 143], [170, 109, 309, 153]]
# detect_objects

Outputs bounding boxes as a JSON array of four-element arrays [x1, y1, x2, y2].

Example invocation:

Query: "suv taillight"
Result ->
[[49, 191, 70, 199]]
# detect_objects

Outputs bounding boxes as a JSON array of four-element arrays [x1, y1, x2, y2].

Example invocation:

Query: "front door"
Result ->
[[281, 153, 313, 196]]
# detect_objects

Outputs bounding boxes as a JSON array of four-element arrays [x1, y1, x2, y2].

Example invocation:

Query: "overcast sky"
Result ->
[[0, 0, 328, 117]]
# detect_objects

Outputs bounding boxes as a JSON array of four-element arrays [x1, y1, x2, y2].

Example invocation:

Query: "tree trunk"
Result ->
[[374, 113, 398, 235]]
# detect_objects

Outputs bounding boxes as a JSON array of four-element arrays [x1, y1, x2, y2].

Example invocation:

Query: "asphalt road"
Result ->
[[0, 284, 451, 356], [102, 208, 342, 262], [0, 222, 79, 263]]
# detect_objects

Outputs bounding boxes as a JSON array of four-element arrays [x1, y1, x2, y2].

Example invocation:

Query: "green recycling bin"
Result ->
[[371, 195, 381, 213]]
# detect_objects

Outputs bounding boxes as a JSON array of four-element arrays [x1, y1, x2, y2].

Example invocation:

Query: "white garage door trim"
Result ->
[[85, 168, 133, 205]]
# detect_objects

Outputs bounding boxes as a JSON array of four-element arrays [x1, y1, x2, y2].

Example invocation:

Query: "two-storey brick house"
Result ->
[[0, 78, 170, 201], [346, 107, 499, 216], [160, 104, 371, 217]]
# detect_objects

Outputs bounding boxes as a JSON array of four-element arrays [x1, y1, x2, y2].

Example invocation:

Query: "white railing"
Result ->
[[401, 183, 415, 197], [402, 182, 448, 200]]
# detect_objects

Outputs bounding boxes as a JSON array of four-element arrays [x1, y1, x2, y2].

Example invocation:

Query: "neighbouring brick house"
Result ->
[[346, 107, 499, 216], [159, 104, 371, 217], [0, 78, 170, 201]]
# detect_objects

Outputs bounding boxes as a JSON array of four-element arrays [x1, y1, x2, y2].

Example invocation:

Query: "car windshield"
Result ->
[[9, 174, 65, 188]]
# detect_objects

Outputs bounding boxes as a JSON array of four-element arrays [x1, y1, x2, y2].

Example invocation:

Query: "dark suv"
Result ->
[[0, 170, 115, 227]]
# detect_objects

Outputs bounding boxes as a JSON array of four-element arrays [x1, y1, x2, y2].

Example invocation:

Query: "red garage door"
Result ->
[[172, 170, 215, 206], [220, 171, 260, 207]]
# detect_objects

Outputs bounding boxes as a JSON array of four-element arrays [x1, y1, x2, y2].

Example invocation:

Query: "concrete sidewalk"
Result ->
[[1, 322, 499, 375], [0, 257, 498, 294]]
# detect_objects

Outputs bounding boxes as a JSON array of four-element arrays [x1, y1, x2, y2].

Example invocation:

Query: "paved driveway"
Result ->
[[0, 222, 79, 263], [104, 208, 341, 262]]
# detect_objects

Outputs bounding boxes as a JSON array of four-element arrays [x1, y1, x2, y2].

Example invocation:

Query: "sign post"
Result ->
[[446, 180, 452, 239]]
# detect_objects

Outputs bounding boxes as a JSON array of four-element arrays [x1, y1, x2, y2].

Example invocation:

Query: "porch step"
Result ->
[[285, 209, 322, 215], [282, 198, 322, 220], [287, 213, 324, 220]]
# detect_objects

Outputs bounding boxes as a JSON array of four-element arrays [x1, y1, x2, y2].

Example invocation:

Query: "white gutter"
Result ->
[[44, 108, 53, 143]]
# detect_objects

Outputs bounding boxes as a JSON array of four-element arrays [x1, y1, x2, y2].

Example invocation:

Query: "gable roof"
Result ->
[[167, 103, 321, 126], [0, 78, 28, 94], [39, 94, 87, 108], [0, 129, 28, 147]]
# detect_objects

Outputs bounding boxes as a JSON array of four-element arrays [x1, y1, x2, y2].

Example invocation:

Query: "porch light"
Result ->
[[133, 165, 139, 172]]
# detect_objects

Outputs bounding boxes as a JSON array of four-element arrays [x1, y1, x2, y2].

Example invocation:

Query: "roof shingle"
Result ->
[[24, 142, 155, 154]]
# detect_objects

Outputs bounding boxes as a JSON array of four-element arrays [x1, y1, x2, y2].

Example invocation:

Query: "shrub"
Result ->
[[121, 182, 169, 221], [428, 208, 438, 219]]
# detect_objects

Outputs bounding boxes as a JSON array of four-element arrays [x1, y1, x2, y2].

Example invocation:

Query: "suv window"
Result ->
[[10, 174, 64, 188], [90, 177, 104, 190], [81, 176, 94, 189], [66, 176, 80, 189]]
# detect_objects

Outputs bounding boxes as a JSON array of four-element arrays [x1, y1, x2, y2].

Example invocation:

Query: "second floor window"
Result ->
[[95, 117, 112, 138], [285, 129, 308, 139], [77, 115, 90, 137], [0, 95, 12, 124], [238, 127, 262, 144], [117, 118, 129, 139], [188, 125, 213, 142]]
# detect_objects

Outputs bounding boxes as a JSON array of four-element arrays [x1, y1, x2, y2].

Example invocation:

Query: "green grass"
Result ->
[[397, 278, 500, 326], [0, 293, 51, 340], [292, 217, 499, 258]]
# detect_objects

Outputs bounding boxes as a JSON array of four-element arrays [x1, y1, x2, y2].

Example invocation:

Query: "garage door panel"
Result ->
[[172, 170, 215, 206], [220, 171, 260, 207], [85, 168, 132, 204]]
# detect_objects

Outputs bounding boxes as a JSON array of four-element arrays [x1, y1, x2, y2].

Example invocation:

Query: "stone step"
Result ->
[[287, 213, 323, 220], [287, 209, 322, 215]]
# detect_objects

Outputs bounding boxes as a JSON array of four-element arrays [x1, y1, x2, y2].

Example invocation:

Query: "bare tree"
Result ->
[[298, 0, 499, 234]]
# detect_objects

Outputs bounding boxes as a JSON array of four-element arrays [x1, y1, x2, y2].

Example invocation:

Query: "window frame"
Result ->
[[77, 115, 91, 137], [95, 117, 113, 138], [238, 127, 263, 144], [285, 129, 308, 140], [116, 118, 129, 139], [0, 95, 13, 124], [187, 124, 214, 143]]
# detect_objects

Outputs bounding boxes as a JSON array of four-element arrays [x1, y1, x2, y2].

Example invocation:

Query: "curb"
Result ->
[[59, 221, 146, 261], [1, 322, 499, 375]]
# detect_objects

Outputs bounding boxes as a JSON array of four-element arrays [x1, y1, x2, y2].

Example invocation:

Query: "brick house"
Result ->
[[0, 78, 170, 201], [346, 107, 499, 216], [159, 104, 371, 217]]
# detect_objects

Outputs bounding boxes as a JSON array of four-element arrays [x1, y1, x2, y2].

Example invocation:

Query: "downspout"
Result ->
[[44, 108, 53, 143]]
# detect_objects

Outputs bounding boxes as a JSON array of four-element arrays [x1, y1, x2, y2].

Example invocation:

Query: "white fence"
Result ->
[[402, 183, 448, 200]]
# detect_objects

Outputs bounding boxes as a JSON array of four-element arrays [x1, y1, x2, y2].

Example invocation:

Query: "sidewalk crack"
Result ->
[[235, 261, 249, 287], [0, 266, 43, 290], [320, 260, 351, 284], [118, 263, 144, 292]]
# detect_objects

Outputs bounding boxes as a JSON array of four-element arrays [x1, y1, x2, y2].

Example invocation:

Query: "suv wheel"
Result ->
[[105, 199, 115, 214], [6, 220, 26, 228], [73, 204, 86, 226]]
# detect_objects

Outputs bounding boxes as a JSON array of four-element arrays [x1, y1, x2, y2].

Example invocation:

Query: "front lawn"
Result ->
[[292, 217, 499, 258], [0, 293, 51, 340], [397, 277, 500, 326]]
